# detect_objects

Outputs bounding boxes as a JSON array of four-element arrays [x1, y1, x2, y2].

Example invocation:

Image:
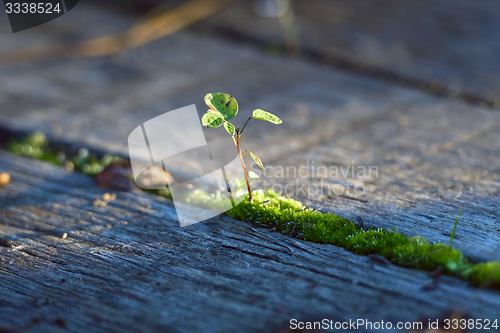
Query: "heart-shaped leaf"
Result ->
[[202, 112, 223, 128], [205, 93, 238, 121], [249, 151, 264, 169], [224, 122, 235, 135], [252, 109, 282, 124]]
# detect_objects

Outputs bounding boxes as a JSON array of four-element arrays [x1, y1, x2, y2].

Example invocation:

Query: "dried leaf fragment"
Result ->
[[96, 161, 136, 191]]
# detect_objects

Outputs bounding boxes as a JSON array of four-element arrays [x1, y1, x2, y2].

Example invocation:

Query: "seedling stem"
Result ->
[[201, 93, 283, 202]]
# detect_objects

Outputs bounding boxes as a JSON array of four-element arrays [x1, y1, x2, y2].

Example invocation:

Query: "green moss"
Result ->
[[7, 131, 59, 164], [5, 132, 175, 201], [463, 262, 500, 288], [142, 188, 173, 200], [4, 133, 500, 289], [391, 242, 468, 273], [227, 190, 500, 289], [184, 189, 234, 210], [6, 132, 123, 176], [347, 230, 408, 256]]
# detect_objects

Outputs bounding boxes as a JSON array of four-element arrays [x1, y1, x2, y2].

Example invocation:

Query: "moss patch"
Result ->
[[227, 190, 500, 289], [6, 132, 123, 176], [4, 132, 500, 289]]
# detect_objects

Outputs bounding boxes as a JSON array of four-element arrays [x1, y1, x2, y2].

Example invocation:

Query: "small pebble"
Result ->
[[65, 161, 74, 171], [0, 172, 10, 188], [93, 199, 108, 207], [93, 193, 116, 207], [61, 233, 67, 239]]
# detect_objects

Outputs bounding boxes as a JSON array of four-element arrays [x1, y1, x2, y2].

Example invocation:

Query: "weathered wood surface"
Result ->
[[1, 3, 500, 330], [0, 1, 499, 263], [258, 95, 500, 263], [202, 0, 500, 105], [1, 150, 500, 333]]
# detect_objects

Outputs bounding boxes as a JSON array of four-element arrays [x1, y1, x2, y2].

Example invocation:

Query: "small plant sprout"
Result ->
[[201, 93, 282, 202]]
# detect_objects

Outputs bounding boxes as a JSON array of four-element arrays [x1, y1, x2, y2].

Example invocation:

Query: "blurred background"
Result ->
[[1, 0, 500, 145], [2, 0, 500, 137]]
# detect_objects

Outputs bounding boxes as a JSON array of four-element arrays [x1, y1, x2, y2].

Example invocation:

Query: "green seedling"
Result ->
[[201, 92, 282, 201]]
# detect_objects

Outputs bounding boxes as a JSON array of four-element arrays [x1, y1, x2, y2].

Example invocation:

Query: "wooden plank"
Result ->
[[1, 39, 499, 262], [203, 0, 500, 105], [1, 150, 500, 332], [252, 89, 500, 263], [0, 1, 498, 272]]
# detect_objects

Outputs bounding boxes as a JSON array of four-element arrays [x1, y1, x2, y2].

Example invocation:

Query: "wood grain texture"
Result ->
[[203, 0, 500, 104], [0, 1, 499, 263], [1, 151, 500, 332], [1, 4, 500, 330]]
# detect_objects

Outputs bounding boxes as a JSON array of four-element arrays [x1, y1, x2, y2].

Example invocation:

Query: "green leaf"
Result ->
[[249, 151, 264, 169], [224, 122, 235, 135], [252, 109, 282, 124], [201, 112, 223, 128], [204, 93, 238, 121]]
